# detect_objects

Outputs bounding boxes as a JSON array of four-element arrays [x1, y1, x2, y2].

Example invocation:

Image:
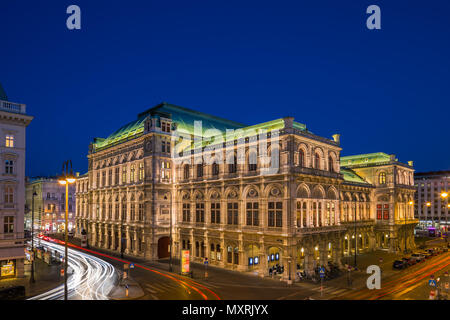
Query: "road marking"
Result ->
[[145, 283, 157, 293], [332, 288, 350, 296]]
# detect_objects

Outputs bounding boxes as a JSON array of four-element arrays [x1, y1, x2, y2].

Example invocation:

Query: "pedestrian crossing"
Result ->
[[311, 286, 353, 297], [144, 282, 182, 294]]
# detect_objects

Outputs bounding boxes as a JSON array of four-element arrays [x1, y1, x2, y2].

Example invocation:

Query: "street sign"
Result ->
[[130, 263, 135, 269], [124, 264, 129, 270], [429, 279, 437, 287], [319, 267, 325, 278], [204, 258, 208, 265]]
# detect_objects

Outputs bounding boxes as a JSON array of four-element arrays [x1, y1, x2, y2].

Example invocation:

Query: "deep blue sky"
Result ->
[[1, 0, 449, 176]]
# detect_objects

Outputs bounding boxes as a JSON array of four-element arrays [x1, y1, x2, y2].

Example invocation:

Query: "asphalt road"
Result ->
[[336, 250, 450, 300], [43, 234, 450, 300]]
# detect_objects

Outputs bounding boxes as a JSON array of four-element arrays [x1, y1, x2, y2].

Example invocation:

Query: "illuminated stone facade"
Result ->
[[0, 84, 33, 279], [75, 102, 417, 279], [25, 177, 76, 234]]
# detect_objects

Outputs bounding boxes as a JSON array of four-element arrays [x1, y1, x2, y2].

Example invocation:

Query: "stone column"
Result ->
[[144, 234, 152, 259], [237, 236, 245, 271], [104, 226, 109, 249], [126, 228, 131, 254], [304, 242, 315, 276], [219, 233, 225, 268], [133, 231, 138, 255], [319, 240, 327, 267], [259, 240, 267, 277], [332, 239, 343, 267], [111, 227, 116, 251]]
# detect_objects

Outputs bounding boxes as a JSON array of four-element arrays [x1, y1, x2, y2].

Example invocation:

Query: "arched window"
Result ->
[[315, 153, 320, 170], [299, 149, 305, 167], [379, 172, 386, 185], [183, 165, 190, 180], [328, 156, 334, 172]]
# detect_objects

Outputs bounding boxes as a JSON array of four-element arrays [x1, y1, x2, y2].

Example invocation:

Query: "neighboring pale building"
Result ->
[[75, 102, 417, 280], [414, 170, 450, 233], [0, 83, 33, 280], [25, 177, 76, 235]]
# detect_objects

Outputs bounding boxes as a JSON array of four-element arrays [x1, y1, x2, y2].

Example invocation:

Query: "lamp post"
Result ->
[[58, 160, 76, 301], [30, 188, 37, 283], [406, 201, 413, 253], [441, 192, 448, 242]]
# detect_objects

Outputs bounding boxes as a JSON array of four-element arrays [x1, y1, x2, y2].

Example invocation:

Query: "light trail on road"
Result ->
[[338, 252, 450, 300], [28, 238, 118, 300], [42, 236, 221, 300]]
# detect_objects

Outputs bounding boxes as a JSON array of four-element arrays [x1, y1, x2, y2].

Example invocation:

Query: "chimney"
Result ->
[[283, 117, 294, 129]]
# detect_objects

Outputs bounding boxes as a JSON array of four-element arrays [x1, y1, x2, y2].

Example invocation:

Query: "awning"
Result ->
[[0, 247, 25, 260]]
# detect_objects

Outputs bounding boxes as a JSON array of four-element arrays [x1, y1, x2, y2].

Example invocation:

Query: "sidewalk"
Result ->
[[0, 258, 64, 299], [108, 271, 145, 300]]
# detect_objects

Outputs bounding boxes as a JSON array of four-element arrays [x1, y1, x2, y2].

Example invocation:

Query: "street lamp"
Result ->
[[30, 188, 37, 283], [441, 192, 448, 242], [58, 160, 76, 301], [406, 201, 413, 253]]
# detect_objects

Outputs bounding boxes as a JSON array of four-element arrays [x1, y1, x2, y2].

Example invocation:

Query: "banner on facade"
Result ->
[[181, 250, 190, 274]]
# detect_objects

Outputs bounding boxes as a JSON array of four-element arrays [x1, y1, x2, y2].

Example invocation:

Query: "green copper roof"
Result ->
[[93, 103, 247, 150], [94, 115, 147, 149], [93, 102, 308, 152], [151, 103, 247, 138], [0, 82, 8, 101], [340, 152, 392, 167], [341, 168, 370, 185]]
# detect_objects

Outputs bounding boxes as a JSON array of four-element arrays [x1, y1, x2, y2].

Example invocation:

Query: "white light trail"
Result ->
[[28, 238, 118, 300]]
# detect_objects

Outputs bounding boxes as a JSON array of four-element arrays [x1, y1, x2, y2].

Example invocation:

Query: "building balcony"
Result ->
[[296, 225, 346, 235], [395, 218, 419, 225], [0, 99, 26, 114], [293, 167, 342, 179], [340, 219, 375, 227]]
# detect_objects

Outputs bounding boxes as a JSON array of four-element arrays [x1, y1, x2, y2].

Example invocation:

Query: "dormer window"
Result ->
[[161, 121, 171, 133]]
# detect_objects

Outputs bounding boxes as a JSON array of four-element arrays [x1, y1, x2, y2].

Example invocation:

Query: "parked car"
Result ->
[[402, 257, 416, 266], [393, 260, 407, 269], [421, 251, 432, 259], [411, 253, 425, 262], [443, 247, 448, 252]]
